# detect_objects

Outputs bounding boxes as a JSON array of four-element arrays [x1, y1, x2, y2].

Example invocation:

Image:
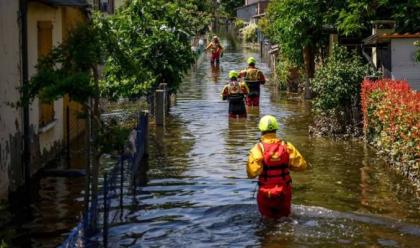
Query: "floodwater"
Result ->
[[1, 37, 420, 248], [106, 39, 420, 247]]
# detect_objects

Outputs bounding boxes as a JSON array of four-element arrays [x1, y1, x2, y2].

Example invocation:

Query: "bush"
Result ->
[[310, 45, 374, 136], [0, 240, 8, 248], [312, 45, 371, 112], [361, 79, 420, 169], [275, 57, 303, 92], [240, 23, 258, 43], [234, 18, 245, 29]]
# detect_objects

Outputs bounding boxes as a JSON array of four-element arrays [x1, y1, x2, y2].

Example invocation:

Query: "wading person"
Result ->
[[239, 57, 266, 107], [247, 115, 307, 218], [206, 35, 224, 66], [221, 70, 249, 118]]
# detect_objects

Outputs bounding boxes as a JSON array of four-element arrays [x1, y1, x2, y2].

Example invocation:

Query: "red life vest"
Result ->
[[258, 141, 291, 187]]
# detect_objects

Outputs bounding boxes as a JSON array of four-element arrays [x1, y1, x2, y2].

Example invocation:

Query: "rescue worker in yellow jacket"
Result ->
[[239, 57, 266, 107], [221, 70, 249, 118], [247, 115, 307, 218]]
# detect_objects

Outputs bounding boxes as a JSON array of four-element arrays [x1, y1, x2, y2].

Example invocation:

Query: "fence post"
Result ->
[[141, 110, 149, 157], [154, 89, 166, 126], [66, 106, 70, 168], [120, 158, 124, 219], [103, 173, 108, 248], [158, 83, 169, 114], [148, 94, 155, 117]]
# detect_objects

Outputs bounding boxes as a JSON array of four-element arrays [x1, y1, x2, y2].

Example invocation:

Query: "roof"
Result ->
[[31, 0, 89, 7], [382, 32, 420, 39], [363, 32, 420, 45]]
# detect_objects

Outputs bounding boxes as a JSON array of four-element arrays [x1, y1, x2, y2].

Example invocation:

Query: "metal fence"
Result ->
[[60, 111, 148, 248]]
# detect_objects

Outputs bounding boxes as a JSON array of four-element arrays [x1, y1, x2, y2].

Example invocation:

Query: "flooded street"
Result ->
[[106, 39, 420, 247], [1, 38, 419, 248]]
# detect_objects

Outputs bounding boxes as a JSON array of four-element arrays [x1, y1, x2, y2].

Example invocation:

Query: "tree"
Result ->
[[264, 0, 327, 99], [336, 0, 420, 36], [99, 0, 210, 97], [220, 0, 243, 18], [22, 0, 211, 220]]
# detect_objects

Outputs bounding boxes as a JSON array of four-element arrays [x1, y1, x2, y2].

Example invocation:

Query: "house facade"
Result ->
[[236, 0, 270, 22], [0, 0, 88, 200], [363, 22, 420, 90], [0, 0, 23, 199]]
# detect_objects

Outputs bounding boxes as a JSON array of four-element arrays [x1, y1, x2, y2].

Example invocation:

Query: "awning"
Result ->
[[363, 33, 390, 45], [363, 32, 420, 45]]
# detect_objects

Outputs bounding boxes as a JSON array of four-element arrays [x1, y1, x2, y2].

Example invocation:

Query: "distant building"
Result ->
[[0, 0, 89, 200], [236, 0, 270, 23], [363, 21, 420, 90]]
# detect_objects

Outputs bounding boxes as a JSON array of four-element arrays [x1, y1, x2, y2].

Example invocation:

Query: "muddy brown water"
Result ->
[[105, 40, 420, 247], [1, 38, 420, 247]]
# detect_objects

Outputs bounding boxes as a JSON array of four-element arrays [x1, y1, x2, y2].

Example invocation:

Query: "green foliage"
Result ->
[[257, 17, 268, 33], [312, 45, 371, 112], [0, 240, 8, 248], [24, 0, 210, 103], [241, 23, 258, 43], [24, 24, 102, 104], [275, 57, 303, 91], [264, 0, 325, 65], [234, 18, 245, 29], [219, 0, 243, 18], [99, 119, 131, 154], [264, 0, 419, 67], [98, 0, 207, 98], [336, 0, 420, 35]]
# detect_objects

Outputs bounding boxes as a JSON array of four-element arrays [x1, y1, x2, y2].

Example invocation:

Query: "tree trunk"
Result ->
[[303, 45, 315, 99]]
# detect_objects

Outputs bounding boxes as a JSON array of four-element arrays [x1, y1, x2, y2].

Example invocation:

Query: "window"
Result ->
[[37, 21, 55, 126]]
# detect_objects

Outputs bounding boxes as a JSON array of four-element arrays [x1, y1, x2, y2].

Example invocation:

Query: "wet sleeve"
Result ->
[[286, 142, 307, 171], [241, 83, 249, 94], [221, 86, 228, 100], [258, 71, 266, 84], [247, 145, 263, 178]]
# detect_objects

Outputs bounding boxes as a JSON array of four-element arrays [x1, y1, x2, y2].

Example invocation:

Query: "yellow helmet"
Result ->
[[258, 115, 279, 132], [229, 70, 239, 79], [247, 57, 256, 65]]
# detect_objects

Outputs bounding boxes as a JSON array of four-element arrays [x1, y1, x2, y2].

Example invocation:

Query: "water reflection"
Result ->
[[210, 64, 221, 84], [109, 36, 420, 247]]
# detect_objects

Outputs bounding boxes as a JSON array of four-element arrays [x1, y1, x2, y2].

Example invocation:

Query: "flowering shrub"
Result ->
[[361, 79, 420, 169]]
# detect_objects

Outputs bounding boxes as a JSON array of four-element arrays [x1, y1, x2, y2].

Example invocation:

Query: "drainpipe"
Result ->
[[19, 0, 31, 200]]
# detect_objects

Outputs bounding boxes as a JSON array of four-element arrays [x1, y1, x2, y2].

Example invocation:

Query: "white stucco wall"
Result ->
[[27, 2, 64, 155], [0, 0, 22, 199], [391, 38, 420, 91]]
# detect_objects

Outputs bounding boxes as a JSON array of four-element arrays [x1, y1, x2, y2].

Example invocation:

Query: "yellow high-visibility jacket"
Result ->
[[247, 133, 307, 178]]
